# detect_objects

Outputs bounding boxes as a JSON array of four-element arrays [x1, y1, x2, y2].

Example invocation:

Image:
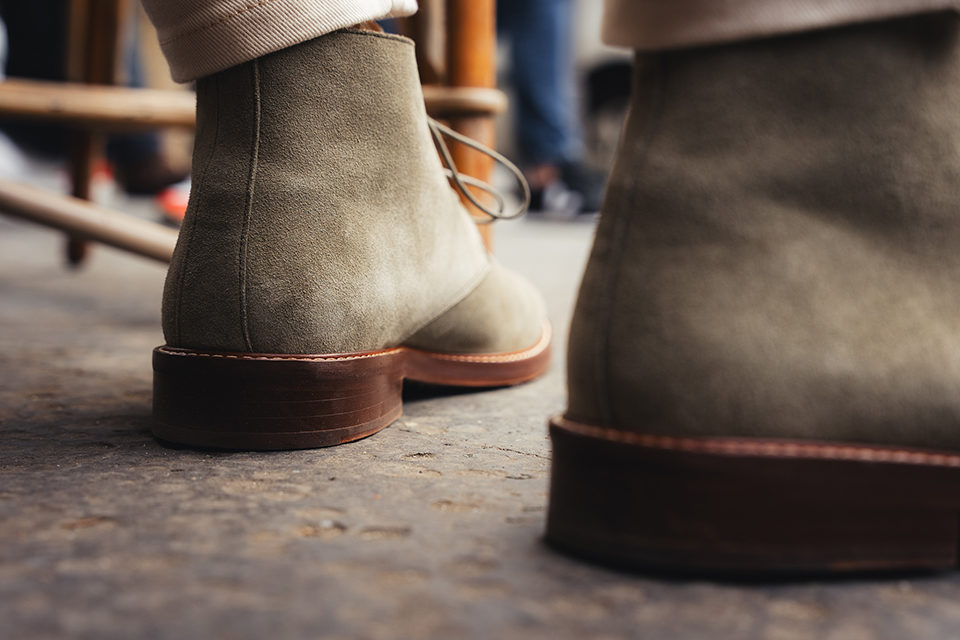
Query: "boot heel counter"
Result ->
[[160, 237, 185, 346], [565, 227, 614, 427], [566, 57, 664, 427], [160, 65, 255, 353], [566, 147, 644, 426], [160, 201, 249, 352]]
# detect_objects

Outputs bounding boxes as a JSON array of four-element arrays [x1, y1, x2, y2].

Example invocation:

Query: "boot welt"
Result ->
[[151, 325, 550, 451], [546, 415, 960, 574]]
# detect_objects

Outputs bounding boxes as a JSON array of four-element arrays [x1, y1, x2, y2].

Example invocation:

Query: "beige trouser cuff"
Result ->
[[141, 0, 418, 82], [604, 0, 960, 49]]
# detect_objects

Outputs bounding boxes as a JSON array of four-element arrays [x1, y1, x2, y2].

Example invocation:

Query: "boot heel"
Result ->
[[547, 416, 960, 574], [152, 346, 404, 450]]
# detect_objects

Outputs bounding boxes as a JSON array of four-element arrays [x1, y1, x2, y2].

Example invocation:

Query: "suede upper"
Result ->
[[566, 14, 960, 449], [405, 260, 545, 354], [163, 29, 545, 356]]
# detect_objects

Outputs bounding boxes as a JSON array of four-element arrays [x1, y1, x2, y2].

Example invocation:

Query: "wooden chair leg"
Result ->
[[66, 133, 99, 264], [0, 178, 177, 263], [64, 0, 125, 267], [446, 0, 498, 251]]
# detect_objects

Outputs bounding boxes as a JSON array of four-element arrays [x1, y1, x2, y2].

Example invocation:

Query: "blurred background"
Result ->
[[0, 0, 630, 235]]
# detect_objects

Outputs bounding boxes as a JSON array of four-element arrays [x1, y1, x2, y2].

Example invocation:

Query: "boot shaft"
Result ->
[[163, 30, 488, 354], [567, 13, 960, 445], [614, 12, 960, 250], [550, 12, 960, 574]]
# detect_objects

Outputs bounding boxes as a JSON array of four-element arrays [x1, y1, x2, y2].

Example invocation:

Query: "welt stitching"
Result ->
[[158, 347, 402, 362], [159, 0, 280, 46], [158, 325, 548, 365], [238, 60, 261, 352], [555, 417, 960, 468]]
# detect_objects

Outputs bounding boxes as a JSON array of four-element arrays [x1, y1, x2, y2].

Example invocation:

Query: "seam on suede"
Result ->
[[600, 56, 667, 428], [407, 323, 551, 362], [238, 60, 261, 353], [397, 254, 492, 346], [173, 74, 221, 346], [340, 29, 414, 47], [552, 416, 960, 468]]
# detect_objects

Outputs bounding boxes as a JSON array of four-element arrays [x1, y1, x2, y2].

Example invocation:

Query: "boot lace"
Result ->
[[428, 118, 530, 223]]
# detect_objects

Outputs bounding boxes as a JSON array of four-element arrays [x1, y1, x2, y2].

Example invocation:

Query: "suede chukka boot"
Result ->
[[152, 29, 550, 450], [547, 13, 960, 573]]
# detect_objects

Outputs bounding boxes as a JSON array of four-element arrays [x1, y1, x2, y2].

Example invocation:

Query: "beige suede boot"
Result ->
[[152, 29, 550, 450], [547, 13, 960, 572]]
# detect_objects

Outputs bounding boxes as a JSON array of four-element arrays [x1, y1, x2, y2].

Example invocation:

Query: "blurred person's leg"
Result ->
[[548, 6, 960, 572], [498, 0, 578, 170], [498, 0, 604, 215], [142, 1, 551, 450], [108, 16, 187, 195]]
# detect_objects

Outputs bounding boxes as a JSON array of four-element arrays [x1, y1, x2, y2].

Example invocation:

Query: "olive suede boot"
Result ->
[[152, 29, 550, 450], [547, 13, 960, 572]]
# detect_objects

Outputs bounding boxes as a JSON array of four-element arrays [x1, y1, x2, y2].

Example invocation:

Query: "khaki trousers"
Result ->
[[141, 0, 417, 82], [142, 0, 958, 82]]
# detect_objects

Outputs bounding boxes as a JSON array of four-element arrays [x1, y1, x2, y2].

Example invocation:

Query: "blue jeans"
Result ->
[[497, 0, 582, 166]]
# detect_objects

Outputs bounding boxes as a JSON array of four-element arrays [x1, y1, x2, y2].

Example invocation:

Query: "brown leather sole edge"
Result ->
[[546, 415, 960, 574], [151, 325, 551, 450]]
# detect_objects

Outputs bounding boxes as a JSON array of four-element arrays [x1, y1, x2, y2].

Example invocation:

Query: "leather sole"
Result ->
[[546, 415, 960, 574], [152, 325, 550, 450]]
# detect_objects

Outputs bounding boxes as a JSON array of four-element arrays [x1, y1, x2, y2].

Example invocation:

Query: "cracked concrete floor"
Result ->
[[4, 213, 960, 640]]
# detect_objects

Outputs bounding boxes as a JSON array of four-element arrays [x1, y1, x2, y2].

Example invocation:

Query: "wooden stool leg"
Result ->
[[66, 133, 99, 264], [446, 0, 497, 251], [65, 0, 125, 267]]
